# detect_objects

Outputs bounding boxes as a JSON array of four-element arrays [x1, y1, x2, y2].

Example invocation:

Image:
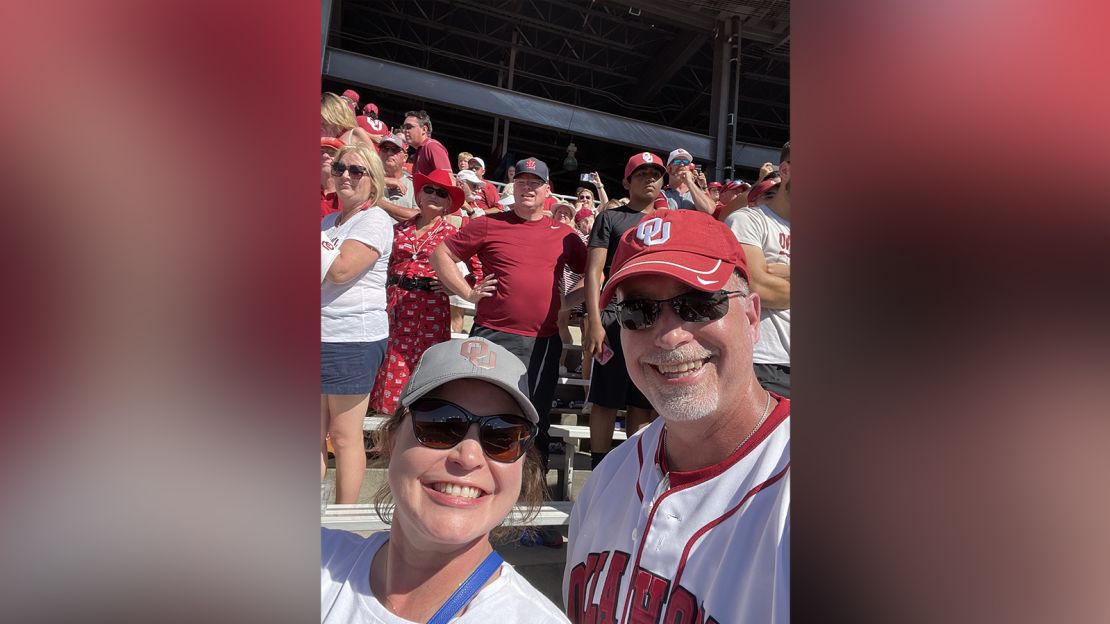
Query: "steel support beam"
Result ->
[[323, 47, 779, 167], [321, 0, 334, 73], [710, 19, 730, 182]]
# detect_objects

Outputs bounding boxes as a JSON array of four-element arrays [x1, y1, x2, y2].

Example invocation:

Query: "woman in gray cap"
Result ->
[[321, 337, 570, 623]]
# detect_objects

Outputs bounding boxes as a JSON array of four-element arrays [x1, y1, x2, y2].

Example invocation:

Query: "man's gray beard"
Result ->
[[652, 387, 718, 423]]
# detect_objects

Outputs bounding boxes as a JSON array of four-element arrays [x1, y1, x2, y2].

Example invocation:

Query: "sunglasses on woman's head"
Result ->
[[420, 185, 451, 199], [615, 289, 745, 330], [409, 398, 536, 463], [331, 162, 369, 178]]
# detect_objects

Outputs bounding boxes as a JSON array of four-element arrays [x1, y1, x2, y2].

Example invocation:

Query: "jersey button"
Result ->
[[631, 527, 638, 541]]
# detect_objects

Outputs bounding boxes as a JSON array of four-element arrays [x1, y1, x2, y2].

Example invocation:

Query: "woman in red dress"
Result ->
[[369, 169, 481, 414]]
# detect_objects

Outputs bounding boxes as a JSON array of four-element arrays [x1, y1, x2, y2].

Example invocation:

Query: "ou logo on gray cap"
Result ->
[[636, 217, 671, 246]]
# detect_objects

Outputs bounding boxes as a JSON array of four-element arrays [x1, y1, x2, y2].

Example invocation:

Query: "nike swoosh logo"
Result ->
[[696, 276, 716, 285]]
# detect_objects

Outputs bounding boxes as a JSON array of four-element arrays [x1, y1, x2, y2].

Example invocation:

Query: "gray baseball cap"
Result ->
[[399, 337, 539, 424]]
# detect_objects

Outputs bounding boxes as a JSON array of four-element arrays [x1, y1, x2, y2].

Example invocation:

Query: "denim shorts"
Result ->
[[320, 339, 388, 395]]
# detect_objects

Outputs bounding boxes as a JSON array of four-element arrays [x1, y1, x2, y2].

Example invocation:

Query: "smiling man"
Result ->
[[563, 209, 790, 624]]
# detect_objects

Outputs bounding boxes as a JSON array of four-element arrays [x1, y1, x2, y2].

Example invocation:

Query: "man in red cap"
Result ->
[[356, 101, 391, 144], [401, 109, 452, 176], [564, 208, 790, 624], [430, 156, 587, 472], [320, 137, 345, 220], [725, 141, 790, 396], [581, 151, 668, 467]]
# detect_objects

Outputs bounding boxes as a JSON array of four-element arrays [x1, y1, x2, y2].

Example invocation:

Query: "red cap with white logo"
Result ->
[[599, 209, 749, 304], [623, 151, 667, 181]]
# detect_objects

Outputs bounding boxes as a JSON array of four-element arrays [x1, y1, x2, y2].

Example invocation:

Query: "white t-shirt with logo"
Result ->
[[321, 207, 394, 342], [321, 529, 570, 623], [726, 204, 790, 365]]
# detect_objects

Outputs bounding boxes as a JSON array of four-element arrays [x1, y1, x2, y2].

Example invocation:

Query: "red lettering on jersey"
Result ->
[[778, 232, 791, 257], [567, 552, 609, 623], [661, 585, 700, 624], [597, 551, 630, 624], [627, 567, 671, 624]]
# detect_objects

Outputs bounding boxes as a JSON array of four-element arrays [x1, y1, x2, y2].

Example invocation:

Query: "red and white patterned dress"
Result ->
[[369, 217, 480, 414]]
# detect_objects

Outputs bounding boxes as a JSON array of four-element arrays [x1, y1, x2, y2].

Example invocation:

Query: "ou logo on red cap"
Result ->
[[641, 152, 653, 163], [636, 217, 671, 246]]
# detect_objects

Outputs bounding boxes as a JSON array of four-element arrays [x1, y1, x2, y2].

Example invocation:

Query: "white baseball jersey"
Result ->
[[725, 204, 791, 365], [563, 397, 790, 624]]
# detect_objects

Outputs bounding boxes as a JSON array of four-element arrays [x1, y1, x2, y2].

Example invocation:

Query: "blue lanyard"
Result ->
[[426, 549, 505, 624]]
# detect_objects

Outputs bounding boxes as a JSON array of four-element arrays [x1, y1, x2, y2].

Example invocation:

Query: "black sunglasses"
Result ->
[[420, 185, 451, 199], [409, 398, 537, 463], [615, 289, 744, 330], [331, 162, 369, 178]]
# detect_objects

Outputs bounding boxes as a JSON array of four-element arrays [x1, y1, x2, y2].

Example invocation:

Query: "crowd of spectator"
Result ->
[[319, 86, 791, 623]]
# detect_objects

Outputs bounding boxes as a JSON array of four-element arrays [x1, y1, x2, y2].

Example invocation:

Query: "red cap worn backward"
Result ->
[[574, 208, 593, 222], [623, 151, 667, 181], [599, 209, 749, 305], [413, 169, 465, 214], [342, 89, 360, 103], [364, 102, 379, 116]]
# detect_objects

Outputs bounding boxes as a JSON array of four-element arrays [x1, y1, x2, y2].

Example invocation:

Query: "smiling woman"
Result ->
[[321, 338, 568, 623]]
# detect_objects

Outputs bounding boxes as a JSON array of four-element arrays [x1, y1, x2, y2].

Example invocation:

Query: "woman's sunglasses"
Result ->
[[331, 162, 369, 178], [409, 398, 536, 463], [615, 289, 744, 330], [420, 185, 451, 199]]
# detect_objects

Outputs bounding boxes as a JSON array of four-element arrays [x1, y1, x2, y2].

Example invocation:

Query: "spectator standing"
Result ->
[[320, 144, 395, 503], [564, 209, 790, 623], [725, 141, 791, 396], [321, 92, 374, 148], [466, 157, 503, 209], [320, 137, 344, 220], [582, 152, 666, 467], [369, 170, 479, 415], [356, 101, 391, 144], [660, 148, 715, 214], [430, 157, 587, 468], [500, 164, 517, 199], [402, 109, 453, 176], [376, 134, 419, 222]]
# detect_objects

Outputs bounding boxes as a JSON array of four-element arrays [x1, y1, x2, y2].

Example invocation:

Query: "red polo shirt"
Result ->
[[411, 138, 452, 176]]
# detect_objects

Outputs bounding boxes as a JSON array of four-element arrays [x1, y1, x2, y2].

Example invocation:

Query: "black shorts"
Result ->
[[587, 309, 652, 410]]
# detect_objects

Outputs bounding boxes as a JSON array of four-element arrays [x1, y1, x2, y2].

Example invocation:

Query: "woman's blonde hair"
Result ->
[[333, 144, 385, 208], [369, 403, 547, 543], [321, 92, 357, 136]]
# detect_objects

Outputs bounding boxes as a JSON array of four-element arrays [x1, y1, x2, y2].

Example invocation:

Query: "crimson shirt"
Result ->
[[445, 212, 587, 337], [321, 190, 339, 220], [356, 116, 391, 137], [411, 138, 452, 176]]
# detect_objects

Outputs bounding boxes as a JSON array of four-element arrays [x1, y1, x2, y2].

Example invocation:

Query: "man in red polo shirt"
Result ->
[[431, 156, 587, 468], [401, 109, 452, 176]]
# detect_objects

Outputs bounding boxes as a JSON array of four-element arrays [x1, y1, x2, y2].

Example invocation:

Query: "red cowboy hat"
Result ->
[[413, 169, 465, 214]]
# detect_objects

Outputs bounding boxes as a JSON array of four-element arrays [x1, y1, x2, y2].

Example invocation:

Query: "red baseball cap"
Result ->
[[723, 179, 751, 194], [363, 102, 379, 116], [747, 178, 779, 204], [623, 151, 667, 181], [707, 181, 723, 190], [600, 209, 748, 305], [342, 89, 360, 103], [413, 169, 465, 214], [574, 208, 593, 222], [320, 137, 345, 151]]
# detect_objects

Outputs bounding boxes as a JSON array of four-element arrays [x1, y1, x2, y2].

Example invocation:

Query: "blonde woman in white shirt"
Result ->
[[321, 143, 395, 503]]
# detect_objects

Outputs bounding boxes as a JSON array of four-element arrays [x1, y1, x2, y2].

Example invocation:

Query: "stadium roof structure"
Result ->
[[323, 0, 789, 184]]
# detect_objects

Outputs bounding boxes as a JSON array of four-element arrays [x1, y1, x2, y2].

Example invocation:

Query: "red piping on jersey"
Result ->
[[660, 393, 789, 488], [671, 462, 790, 591], [635, 436, 645, 502]]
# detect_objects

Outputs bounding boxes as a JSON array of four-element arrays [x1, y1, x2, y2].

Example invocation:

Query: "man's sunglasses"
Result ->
[[420, 185, 451, 199], [615, 289, 744, 330], [409, 398, 537, 463], [331, 162, 369, 178]]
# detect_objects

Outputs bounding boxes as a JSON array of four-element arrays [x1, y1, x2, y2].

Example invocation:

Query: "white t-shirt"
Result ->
[[321, 529, 570, 623], [384, 172, 416, 222], [321, 207, 394, 342], [725, 204, 791, 365]]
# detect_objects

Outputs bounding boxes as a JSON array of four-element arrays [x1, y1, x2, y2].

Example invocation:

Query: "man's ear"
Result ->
[[622, 178, 630, 191]]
